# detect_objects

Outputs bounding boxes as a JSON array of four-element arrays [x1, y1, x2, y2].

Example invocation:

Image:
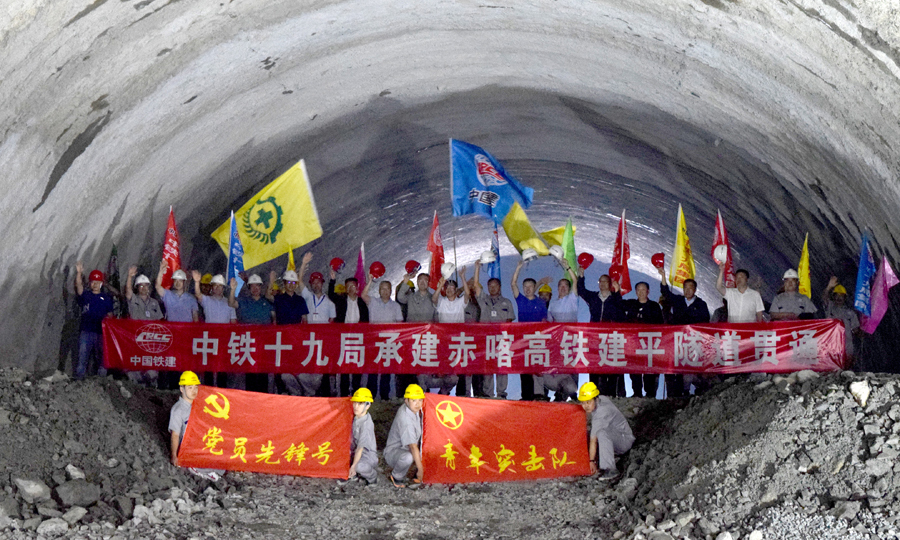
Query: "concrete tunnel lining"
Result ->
[[1, 0, 900, 369]]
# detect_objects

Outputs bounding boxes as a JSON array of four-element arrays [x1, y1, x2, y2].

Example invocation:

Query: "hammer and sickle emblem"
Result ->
[[203, 393, 230, 420]]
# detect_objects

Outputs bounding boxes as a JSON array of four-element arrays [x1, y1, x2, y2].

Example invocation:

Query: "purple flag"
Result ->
[[354, 242, 366, 288], [860, 256, 899, 334]]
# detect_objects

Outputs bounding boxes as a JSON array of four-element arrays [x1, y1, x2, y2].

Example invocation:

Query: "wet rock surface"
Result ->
[[0, 367, 897, 539]]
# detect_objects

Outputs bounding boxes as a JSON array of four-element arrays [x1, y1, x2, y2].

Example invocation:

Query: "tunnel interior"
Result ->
[[2, 0, 899, 370]]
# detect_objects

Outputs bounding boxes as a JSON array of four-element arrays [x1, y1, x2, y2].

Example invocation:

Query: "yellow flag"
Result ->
[[668, 204, 696, 287], [287, 246, 295, 272], [212, 160, 322, 269], [501, 202, 548, 255], [798, 233, 810, 297], [540, 223, 576, 247]]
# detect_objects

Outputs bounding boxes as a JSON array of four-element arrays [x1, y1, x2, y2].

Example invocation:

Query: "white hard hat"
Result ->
[[783, 269, 799, 280], [713, 245, 728, 264], [522, 248, 539, 262], [210, 274, 226, 286], [441, 262, 456, 280], [135, 275, 151, 286], [549, 245, 564, 261], [247, 274, 263, 285], [480, 250, 497, 264], [172, 269, 187, 281], [283, 270, 299, 282]]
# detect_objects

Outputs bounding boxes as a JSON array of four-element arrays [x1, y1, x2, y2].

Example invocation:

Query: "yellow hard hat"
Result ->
[[538, 284, 552, 294], [334, 283, 346, 294], [179, 371, 200, 386], [200, 273, 213, 284], [403, 384, 425, 400], [350, 388, 374, 403], [578, 382, 600, 402], [833, 284, 847, 295]]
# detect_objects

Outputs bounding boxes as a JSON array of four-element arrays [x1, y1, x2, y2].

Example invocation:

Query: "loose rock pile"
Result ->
[[0, 367, 896, 539]]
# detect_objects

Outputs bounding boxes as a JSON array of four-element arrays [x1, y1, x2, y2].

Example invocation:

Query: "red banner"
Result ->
[[177, 386, 351, 478], [160, 207, 181, 290], [104, 319, 845, 374], [422, 393, 590, 484]]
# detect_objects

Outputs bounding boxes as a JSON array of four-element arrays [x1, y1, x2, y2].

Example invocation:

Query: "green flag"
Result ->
[[562, 218, 577, 273]]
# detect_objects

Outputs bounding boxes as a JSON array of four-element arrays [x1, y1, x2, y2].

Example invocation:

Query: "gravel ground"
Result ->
[[0, 367, 897, 539]]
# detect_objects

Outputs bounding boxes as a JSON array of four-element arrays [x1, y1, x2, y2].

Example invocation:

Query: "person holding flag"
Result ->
[[473, 260, 516, 398], [329, 261, 369, 397], [156, 260, 198, 323], [715, 263, 764, 323], [657, 266, 709, 397]]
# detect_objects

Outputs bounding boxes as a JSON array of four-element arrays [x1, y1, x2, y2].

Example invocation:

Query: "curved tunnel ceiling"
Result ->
[[2, 0, 899, 369]]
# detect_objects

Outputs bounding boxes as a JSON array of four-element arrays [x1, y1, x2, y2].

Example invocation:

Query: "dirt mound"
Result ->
[[0, 368, 897, 539]]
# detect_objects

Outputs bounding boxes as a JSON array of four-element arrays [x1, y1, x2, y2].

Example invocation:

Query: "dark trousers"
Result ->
[[520, 374, 534, 400], [471, 375, 486, 397], [593, 374, 625, 398], [245, 373, 269, 393], [631, 374, 659, 398], [664, 374, 685, 398], [340, 374, 363, 396]]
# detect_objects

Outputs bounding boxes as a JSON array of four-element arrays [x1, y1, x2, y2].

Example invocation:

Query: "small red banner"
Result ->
[[421, 393, 591, 484], [104, 319, 845, 374], [177, 386, 351, 478]]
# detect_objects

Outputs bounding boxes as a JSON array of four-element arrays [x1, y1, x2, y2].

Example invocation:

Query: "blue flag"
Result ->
[[854, 232, 875, 315], [450, 139, 534, 224], [227, 211, 245, 295], [488, 222, 501, 280]]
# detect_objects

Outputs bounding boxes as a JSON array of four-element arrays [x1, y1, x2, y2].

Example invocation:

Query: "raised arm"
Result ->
[[191, 270, 204, 302], [510, 260, 523, 298], [227, 277, 239, 308], [432, 277, 446, 306], [565, 262, 578, 296], [125, 265, 137, 301], [265, 270, 276, 302], [74, 261, 84, 296], [361, 273, 374, 305], [473, 260, 484, 297], [459, 266, 470, 305], [155, 260, 168, 298], [298, 252, 312, 293], [822, 276, 838, 306], [715, 262, 727, 297]]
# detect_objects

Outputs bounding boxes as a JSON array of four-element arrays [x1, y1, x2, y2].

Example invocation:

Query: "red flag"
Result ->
[[427, 211, 445, 290], [612, 210, 632, 295], [422, 393, 590, 484], [160, 207, 182, 290], [354, 242, 366, 287], [177, 386, 351, 478], [711, 209, 735, 288]]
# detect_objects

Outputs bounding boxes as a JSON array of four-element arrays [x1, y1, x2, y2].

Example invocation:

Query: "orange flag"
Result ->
[[422, 393, 590, 484], [177, 387, 351, 478]]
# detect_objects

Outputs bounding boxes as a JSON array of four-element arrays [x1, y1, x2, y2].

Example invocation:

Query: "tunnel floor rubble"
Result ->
[[0, 367, 897, 540]]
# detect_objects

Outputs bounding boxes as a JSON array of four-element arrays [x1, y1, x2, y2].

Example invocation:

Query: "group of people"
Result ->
[[169, 371, 635, 484], [72, 250, 859, 400]]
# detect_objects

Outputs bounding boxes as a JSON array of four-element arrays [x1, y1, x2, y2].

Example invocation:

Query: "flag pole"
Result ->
[[453, 234, 459, 283]]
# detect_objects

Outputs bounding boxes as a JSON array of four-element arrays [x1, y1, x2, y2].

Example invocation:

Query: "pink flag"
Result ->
[[711, 209, 735, 288], [160, 207, 182, 289], [354, 242, 366, 287], [860, 256, 899, 333], [427, 211, 445, 290], [611, 210, 632, 295]]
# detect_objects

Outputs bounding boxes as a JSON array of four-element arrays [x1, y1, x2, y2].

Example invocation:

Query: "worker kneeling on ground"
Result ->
[[384, 384, 425, 488], [341, 388, 378, 486], [578, 382, 635, 481]]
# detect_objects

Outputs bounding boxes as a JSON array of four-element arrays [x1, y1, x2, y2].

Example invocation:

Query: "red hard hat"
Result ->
[[89, 270, 104, 282], [369, 261, 386, 279], [651, 253, 665, 269], [405, 260, 421, 275], [577, 252, 594, 269], [330, 257, 345, 272], [608, 264, 622, 282], [309, 271, 324, 283]]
